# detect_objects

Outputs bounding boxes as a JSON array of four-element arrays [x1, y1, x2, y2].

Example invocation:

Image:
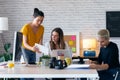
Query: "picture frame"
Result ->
[[64, 32, 80, 57]]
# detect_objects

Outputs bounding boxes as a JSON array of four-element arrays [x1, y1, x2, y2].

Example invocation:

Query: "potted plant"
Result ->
[[40, 55, 51, 66]]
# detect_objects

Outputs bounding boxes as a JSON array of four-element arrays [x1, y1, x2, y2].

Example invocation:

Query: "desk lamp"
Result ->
[[83, 38, 97, 57]]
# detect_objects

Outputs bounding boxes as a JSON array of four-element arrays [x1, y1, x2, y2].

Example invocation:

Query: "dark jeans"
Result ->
[[98, 68, 118, 80], [21, 47, 36, 64]]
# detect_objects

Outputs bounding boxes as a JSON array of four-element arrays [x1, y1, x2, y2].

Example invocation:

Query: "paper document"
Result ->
[[67, 64, 90, 69], [35, 43, 49, 54]]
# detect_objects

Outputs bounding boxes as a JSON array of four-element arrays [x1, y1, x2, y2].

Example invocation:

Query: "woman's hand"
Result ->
[[32, 46, 41, 53]]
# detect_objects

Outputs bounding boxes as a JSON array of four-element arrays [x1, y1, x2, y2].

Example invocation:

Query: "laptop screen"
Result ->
[[51, 49, 72, 59]]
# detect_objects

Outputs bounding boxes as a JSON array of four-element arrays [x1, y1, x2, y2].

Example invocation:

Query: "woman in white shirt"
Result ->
[[45, 27, 71, 80], [45, 27, 71, 56]]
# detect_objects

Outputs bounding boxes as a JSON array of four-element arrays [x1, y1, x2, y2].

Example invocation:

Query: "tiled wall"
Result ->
[[0, 0, 120, 60]]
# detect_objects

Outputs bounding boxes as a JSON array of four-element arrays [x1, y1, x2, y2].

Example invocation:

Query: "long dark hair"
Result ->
[[50, 27, 65, 50]]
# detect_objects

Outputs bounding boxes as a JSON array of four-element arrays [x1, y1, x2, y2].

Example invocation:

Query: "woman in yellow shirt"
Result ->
[[20, 8, 44, 64]]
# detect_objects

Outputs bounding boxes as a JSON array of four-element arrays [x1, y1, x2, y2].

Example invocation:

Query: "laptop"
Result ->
[[50, 49, 72, 59]]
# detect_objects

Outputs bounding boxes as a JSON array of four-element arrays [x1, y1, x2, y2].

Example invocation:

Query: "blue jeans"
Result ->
[[21, 47, 36, 64], [21, 48, 36, 80]]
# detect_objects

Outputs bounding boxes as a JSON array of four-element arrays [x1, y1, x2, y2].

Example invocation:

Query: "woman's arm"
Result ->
[[39, 35, 43, 45], [23, 35, 37, 52], [39, 27, 44, 45]]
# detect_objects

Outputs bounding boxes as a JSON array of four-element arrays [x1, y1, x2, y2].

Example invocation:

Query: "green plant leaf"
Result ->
[[3, 53, 12, 61], [4, 43, 11, 52], [41, 55, 51, 59]]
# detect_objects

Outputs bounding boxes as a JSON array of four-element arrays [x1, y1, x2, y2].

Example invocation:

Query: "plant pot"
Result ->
[[42, 59, 50, 66]]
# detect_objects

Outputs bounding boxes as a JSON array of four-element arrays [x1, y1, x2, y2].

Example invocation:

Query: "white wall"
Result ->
[[0, 0, 120, 60]]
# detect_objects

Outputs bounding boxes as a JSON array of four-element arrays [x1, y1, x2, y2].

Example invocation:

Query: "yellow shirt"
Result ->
[[20, 24, 44, 49]]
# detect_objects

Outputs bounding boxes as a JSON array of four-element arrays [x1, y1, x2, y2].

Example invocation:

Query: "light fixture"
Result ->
[[0, 17, 8, 31], [82, 38, 97, 57], [0, 17, 8, 44]]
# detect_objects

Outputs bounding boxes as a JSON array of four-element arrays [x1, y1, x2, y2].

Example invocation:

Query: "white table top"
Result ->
[[0, 64, 99, 78]]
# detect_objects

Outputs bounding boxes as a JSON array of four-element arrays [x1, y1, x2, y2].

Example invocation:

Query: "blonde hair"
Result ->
[[98, 29, 110, 40]]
